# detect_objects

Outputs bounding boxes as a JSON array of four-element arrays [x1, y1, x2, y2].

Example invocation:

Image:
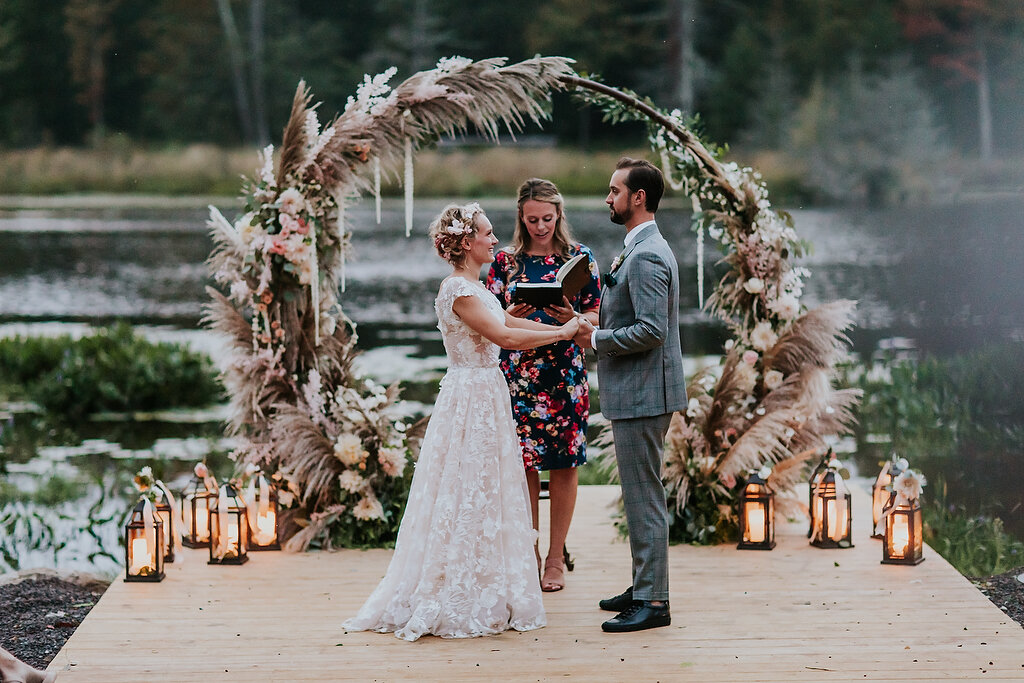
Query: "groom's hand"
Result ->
[[574, 317, 595, 348]]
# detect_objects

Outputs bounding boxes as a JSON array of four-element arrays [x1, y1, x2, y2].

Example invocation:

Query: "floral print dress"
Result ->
[[486, 245, 601, 471]]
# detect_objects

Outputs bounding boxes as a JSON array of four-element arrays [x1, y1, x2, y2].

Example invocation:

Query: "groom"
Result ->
[[576, 157, 687, 632]]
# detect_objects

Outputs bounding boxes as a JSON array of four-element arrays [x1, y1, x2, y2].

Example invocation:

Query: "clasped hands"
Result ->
[[566, 315, 595, 345]]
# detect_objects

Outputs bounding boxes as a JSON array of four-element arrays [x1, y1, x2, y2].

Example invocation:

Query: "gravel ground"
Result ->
[[0, 567, 1020, 671], [971, 566, 1024, 627], [0, 572, 108, 671]]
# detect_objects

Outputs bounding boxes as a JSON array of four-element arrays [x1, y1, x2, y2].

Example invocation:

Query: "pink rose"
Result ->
[[742, 350, 759, 365]]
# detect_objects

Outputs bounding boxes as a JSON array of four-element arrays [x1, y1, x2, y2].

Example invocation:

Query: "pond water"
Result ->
[[1, 195, 1022, 574]]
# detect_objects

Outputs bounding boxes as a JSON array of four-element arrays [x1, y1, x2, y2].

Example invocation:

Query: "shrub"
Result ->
[[0, 324, 222, 420]]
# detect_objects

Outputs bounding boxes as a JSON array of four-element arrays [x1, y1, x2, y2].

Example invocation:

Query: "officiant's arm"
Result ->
[[453, 294, 578, 350]]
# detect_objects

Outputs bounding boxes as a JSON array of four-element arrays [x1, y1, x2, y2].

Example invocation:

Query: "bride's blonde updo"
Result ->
[[429, 202, 484, 266]]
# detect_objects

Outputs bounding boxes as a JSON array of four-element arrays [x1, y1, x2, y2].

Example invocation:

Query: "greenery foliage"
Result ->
[[849, 343, 1024, 573], [923, 480, 1024, 577], [0, 324, 222, 420], [790, 56, 949, 203], [851, 344, 1024, 461], [2, 0, 1023, 163]]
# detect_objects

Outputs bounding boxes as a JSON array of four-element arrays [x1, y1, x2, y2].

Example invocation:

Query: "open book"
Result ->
[[510, 252, 591, 309]]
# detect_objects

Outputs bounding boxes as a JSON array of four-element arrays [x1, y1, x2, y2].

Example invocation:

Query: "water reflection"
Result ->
[[2, 196, 1023, 573], [3, 197, 1023, 353]]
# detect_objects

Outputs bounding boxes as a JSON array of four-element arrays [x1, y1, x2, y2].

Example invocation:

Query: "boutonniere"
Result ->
[[602, 272, 617, 288], [609, 252, 625, 273]]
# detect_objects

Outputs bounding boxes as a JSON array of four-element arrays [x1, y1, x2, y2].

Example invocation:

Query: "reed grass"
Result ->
[[0, 143, 644, 197]]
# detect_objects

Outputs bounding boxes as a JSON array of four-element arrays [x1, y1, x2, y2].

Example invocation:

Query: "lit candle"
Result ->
[[745, 505, 766, 543], [256, 510, 276, 545], [826, 499, 849, 541], [195, 505, 210, 542], [890, 515, 910, 558], [130, 538, 152, 575], [224, 519, 242, 558]]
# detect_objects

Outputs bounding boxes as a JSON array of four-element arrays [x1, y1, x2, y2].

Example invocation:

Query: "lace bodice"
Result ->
[[435, 277, 503, 368]]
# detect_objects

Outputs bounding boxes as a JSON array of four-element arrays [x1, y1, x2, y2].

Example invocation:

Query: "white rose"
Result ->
[[278, 188, 305, 216], [686, 397, 701, 418], [743, 277, 765, 294], [758, 466, 772, 479], [764, 370, 784, 390], [338, 470, 365, 493], [768, 293, 800, 321], [750, 321, 778, 352]]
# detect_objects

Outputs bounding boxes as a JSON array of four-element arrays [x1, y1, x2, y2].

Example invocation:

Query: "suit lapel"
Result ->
[[612, 224, 657, 275]]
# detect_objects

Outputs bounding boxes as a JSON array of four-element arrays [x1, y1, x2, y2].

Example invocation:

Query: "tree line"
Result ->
[[2, 0, 1022, 161]]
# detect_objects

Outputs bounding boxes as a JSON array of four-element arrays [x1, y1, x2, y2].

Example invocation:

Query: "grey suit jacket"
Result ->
[[595, 223, 687, 420]]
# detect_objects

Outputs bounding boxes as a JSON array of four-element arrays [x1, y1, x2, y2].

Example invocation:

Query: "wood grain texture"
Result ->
[[47, 485, 1024, 681]]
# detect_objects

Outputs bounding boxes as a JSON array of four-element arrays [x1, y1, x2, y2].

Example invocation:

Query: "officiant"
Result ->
[[485, 178, 601, 593]]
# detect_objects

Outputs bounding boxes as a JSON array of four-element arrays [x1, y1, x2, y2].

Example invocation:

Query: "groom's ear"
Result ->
[[633, 189, 646, 207]]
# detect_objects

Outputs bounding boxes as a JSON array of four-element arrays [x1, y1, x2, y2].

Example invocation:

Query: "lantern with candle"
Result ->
[[132, 466, 176, 563], [244, 465, 281, 551], [124, 500, 165, 582], [153, 493, 176, 563], [881, 468, 926, 565], [737, 467, 775, 550], [181, 462, 217, 548], [871, 455, 907, 539], [809, 458, 854, 549], [806, 450, 830, 539], [209, 482, 249, 565]]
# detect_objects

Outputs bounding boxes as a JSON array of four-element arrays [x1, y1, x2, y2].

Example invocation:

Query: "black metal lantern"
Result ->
[[810, 469, 854, 549], [246, 476, 281, 551], [153, 495, 176, 563], [871, 457, 906, 539], [209, 483, 249, 565], [881, 493, 925, 565], [181, 473, 215, 549], [807, 452, 830, 538], [124, 500, 165, 582], [737, 471, 775, 550]]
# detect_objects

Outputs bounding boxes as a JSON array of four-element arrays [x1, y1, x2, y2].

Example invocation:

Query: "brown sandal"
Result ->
[[541, 556, 566, 592]]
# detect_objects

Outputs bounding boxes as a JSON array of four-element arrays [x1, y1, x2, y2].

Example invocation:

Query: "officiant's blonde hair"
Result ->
[[429, 203, 482, 266], [510, 178, 576, 266]]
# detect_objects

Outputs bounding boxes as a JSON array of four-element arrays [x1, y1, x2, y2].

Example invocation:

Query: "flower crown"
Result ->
[[443, 202, 482, 235]]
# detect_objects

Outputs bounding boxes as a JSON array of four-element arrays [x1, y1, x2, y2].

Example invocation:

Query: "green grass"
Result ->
[[0, 143, 807, 201], [923, 486, 1024, 577]]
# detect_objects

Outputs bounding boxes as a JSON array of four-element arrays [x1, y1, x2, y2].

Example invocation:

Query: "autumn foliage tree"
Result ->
[[898, 0, 1024, 160]]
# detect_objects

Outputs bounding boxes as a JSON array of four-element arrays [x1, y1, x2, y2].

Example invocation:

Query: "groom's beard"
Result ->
[[610, 204, 631, 225]]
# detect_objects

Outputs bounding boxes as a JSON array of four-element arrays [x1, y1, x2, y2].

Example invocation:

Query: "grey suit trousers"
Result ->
[[611, 412, 672, 602]]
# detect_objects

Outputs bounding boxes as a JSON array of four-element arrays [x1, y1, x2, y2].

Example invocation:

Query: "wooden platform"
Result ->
[[47, 485, 1024, 681]]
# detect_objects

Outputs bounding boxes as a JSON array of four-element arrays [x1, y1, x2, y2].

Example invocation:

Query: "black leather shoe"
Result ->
[[601, 601, 671, 633], [598, 586, 634, 612]]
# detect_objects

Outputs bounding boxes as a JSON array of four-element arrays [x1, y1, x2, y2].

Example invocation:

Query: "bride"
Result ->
[[344, 202, 587, 641]]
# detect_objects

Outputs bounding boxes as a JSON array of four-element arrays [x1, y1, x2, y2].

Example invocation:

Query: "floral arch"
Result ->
[[204, 56, 859, 550]]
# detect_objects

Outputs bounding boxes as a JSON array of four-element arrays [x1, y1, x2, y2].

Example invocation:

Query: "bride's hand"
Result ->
[[560, 316, 580, 340]]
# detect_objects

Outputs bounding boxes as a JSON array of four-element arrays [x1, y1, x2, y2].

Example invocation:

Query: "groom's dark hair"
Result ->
[[616, 157, 664, 212]]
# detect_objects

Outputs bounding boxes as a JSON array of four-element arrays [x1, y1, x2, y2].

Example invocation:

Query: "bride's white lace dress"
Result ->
[[344, 276, 546, 641]]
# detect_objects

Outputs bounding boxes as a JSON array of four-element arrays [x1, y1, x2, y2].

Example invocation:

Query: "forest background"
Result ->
[[2, 0, 1023, 202]]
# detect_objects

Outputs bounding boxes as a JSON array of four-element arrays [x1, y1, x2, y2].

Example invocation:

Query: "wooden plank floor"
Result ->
[[47, 485, 1024, 682]]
